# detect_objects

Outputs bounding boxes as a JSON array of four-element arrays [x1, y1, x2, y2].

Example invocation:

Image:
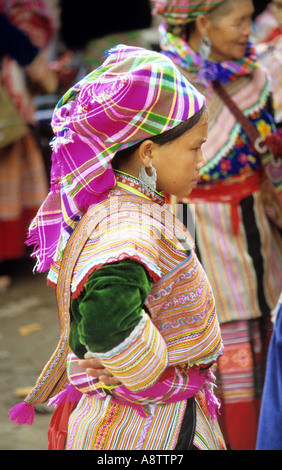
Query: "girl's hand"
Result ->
[[78, 353, 121, 386]]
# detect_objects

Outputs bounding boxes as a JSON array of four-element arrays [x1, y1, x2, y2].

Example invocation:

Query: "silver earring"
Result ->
[[139, 162, 157, 193], [199, 35, 211, 61]]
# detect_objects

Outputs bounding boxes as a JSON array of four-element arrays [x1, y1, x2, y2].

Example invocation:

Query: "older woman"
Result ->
[[153, 0, 282, 450]]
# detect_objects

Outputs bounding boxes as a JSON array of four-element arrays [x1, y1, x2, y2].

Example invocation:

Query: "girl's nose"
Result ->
[[196, 150, 206, 170]]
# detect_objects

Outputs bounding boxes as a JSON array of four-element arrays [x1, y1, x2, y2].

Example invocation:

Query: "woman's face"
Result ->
[[151, 111, 208, 198], [205, 0, 254, 61]]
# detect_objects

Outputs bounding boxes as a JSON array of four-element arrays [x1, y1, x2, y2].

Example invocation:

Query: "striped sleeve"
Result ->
[[87, 311, 169, 392]]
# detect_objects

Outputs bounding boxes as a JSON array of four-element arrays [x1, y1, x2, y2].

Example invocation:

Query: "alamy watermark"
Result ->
[[86, 197, 197, 242]]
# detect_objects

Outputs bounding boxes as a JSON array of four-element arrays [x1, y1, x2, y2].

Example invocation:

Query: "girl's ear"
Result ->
[[138, 139, 155, 167]]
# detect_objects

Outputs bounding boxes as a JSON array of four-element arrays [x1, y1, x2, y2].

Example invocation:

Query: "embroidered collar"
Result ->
[[113, 170, 166, 206]]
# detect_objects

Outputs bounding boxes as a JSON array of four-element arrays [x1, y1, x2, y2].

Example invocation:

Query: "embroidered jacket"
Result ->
[[66, 173, 223, 394], [9, 173, 223, 415]]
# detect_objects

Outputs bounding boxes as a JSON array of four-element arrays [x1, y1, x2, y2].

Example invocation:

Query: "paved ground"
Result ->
[[0, 257, 59, 450]]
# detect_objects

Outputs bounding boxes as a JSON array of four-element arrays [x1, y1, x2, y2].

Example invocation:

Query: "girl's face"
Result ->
[[151, 111, 208, 198], [205, 0, 254, 61]]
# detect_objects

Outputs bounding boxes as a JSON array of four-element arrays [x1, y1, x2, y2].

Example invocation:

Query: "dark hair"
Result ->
[[185, 22, 197, 42], [112, 105, 206, 167]]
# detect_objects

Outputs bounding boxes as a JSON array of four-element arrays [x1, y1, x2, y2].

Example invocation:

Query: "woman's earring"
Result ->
[[139, 162, 157, 193], [199, 35, 211, 62]]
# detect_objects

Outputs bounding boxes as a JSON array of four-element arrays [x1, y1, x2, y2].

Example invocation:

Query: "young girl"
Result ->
[[9, 45, 225, 450]]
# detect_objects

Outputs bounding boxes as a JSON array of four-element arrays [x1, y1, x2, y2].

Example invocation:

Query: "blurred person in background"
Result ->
[[256, 0, 282, 127], [52, 0, 153, 81], [153, 0, 282, 450], [252, 0, 280, 42], [0, 1, 57, 289]]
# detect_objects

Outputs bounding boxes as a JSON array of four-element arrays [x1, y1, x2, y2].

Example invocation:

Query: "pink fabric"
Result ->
[[66, 359, 220, 419], [9, 402, 35, 426]]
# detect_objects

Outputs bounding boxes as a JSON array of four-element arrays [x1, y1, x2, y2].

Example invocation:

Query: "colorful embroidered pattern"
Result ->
[[65, 394, 183, 450], [88, 312, 169, 392], [216, 318, 272, 404], [67, 350, 218, 420], [65, 393, 225, 450], [189, 193, 282, 324], [93, 403, 119, 450], [194, 391, 226, 450], [146, 257, 221, 366], [197, 72, 273, 176]]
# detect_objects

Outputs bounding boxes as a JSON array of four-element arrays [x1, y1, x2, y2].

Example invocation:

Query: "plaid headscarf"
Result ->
[[152, 0, 225, 25], [27, 45, 205, 272]]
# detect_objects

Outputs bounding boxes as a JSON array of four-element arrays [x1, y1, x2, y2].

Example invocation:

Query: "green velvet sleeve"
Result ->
[[69, 259, 153, 359]]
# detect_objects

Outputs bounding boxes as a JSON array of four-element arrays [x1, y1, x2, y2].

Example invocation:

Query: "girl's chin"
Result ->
[[176, 189, 193, 199], [183, 182, 199, 197], [169, 181, 198, 199]]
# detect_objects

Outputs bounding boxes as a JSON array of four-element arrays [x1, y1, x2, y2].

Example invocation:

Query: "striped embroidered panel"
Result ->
[[216, 318, 273, 405], [146, 256, 222, 366], [191, 191, 282, 323], [66, 395, 185, 450], [65, 392, 225, 450], [194, 391, 226, 450], [87, 312, 169, 392]]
